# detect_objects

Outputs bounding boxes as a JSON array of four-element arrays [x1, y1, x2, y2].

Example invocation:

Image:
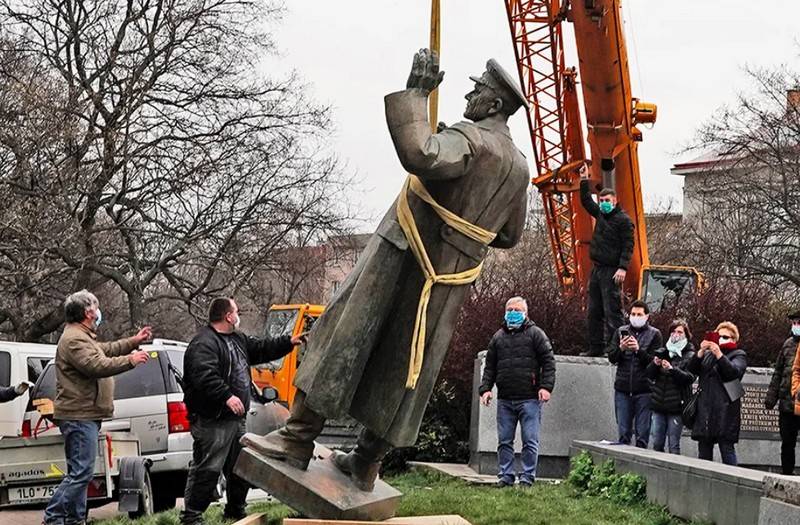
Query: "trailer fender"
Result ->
[[117, 456, 153, 512]]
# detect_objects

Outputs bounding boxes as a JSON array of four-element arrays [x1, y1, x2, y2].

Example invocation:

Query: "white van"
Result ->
[[0, 341, 57, 436]]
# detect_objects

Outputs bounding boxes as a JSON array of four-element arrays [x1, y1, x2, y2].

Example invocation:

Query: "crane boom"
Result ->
[[505, 0, 661, 298]]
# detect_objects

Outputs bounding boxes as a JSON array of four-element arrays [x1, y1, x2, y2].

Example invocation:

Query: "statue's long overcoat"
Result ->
[[294, 88, 530, 447]]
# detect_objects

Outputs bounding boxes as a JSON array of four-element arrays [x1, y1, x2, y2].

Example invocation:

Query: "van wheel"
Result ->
[[128, 470, 154, 518]]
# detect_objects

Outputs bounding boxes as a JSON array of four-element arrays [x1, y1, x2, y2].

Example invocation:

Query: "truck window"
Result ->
[[27, 358, 51, 384], [0, 351, 9, 387], [262, 310, 298, 371], [115, 355, 167, 400], [29, 364, 57, 409], [264, 310, 297, 339]]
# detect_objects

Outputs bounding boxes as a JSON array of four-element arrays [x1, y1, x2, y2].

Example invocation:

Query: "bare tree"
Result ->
[[683, 65, 800, 293], [0, 0, 352, 340]]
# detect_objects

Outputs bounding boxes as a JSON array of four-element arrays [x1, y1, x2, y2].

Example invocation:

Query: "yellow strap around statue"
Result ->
[[396, 175, 496, 389]]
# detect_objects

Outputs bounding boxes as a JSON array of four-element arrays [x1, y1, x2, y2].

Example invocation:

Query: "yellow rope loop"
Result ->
[[396, 175, 494, 389], [408, 177, 496, 245]]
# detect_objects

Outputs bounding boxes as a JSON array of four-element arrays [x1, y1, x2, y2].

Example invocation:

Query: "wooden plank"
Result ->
[[232, 513, 267, 525], [283, 515, 471, 525]]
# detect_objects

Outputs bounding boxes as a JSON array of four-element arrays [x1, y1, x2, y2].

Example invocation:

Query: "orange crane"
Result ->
[[504, 0, 701, 309]]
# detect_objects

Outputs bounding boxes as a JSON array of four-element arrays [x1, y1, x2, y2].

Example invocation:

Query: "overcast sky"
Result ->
[[266, 1, 799, 230]]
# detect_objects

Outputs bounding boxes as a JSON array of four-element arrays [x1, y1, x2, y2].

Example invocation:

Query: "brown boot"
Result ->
[[331, 429, 392, 492], [241, 391, 325, 470]]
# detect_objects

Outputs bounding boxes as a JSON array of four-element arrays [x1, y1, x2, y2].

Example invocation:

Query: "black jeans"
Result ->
[[697, 440, 737, 466], [587, 265, 625, 354], [779, 411, 800, 475], [181, 417, 248, 524]]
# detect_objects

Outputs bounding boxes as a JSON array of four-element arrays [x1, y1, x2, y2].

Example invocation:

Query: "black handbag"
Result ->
[[682, 386, 701, 429]]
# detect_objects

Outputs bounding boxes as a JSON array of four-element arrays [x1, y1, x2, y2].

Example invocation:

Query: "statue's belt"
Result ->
[[396, 176, 496, 389]]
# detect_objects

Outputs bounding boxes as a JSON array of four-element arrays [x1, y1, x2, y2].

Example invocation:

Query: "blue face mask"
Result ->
[[599, 201, 614, 214], [792, 325, 800, 337], [95, 309, 103, 328], [505, 310, 525, 328]]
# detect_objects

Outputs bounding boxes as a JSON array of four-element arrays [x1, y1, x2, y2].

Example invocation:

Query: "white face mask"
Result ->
[[629, 315, 648, 329], [233, 314, 241, 329]]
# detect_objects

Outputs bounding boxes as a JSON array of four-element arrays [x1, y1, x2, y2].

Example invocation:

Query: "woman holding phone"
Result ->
[[646, 320, 696, 454], [686, 322, 748, 465]]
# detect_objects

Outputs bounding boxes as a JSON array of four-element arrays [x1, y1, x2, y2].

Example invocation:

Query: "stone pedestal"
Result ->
[[234, 444, 401, 521]]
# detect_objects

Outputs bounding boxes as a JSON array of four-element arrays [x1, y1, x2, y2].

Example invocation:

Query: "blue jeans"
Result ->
[[496, 398, 542, 484], [698, 440, 737, 466], [651, 411, 683, 454], [614, 391, 651, 448], [44, 420, 100, 525]]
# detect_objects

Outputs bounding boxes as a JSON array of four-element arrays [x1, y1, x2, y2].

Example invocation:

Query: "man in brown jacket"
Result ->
[[242, 48, 530, 492], [44, 290, 151, 525]]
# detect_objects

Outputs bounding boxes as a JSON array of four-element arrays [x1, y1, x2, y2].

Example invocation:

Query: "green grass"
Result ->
[[94, 469, 704, 525]]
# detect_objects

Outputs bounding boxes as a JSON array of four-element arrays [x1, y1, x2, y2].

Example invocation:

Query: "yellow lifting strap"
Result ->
[[393, 0, 497, 390], [396, 175, 496, 389]]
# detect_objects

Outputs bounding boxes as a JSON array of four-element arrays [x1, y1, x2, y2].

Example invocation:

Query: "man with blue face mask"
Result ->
[[579, 166, 635, 357], [765, 310, 800, 474], [479, 297, 556, 487]]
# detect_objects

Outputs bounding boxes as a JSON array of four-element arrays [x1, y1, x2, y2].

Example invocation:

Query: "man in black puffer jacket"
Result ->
[[579, 167, 635, 357], [608, 300, 662, 448], [479, 297, 556, 487], [181, 297, 303, 525], [765, 310, 800, 474]]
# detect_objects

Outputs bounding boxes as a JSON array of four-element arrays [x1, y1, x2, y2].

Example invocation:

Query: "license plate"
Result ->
[[7, 484, 58, 504]]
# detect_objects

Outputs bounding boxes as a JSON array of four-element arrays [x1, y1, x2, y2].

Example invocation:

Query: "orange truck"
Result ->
[[251, 304, 324, 408]]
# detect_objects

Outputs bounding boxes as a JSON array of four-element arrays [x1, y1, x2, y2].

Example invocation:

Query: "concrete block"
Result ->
[[571, 441, 770, 525], [683, 473, 712, 522], [664, 467, 691, 519], [735, 484, 763, 525], [763, 474, 800, 505], [709, 478, 739, 525], [234, 446, 401, 521], [758, 497, 800, 525]]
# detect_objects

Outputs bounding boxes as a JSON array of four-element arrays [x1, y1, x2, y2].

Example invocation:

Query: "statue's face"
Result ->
[[464, 79, 501, 122]]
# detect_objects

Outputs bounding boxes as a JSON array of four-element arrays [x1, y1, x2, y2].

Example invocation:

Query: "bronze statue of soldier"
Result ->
[[241, 47, 531, 492]]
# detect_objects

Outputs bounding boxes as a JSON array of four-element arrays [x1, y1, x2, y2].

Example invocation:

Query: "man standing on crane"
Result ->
[[579, 166, 635, 357]]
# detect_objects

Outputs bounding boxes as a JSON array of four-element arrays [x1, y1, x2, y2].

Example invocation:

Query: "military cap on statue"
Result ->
[[469, 58, 529, 113]]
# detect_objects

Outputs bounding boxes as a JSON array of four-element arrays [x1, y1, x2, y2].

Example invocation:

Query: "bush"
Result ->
[[586, 459, 616, 498], [609, 472, 647, 504], [567, 450, 647, 505], [567, 450, 594, 490]]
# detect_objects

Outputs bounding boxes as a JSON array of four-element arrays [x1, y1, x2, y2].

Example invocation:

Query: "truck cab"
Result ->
[[251, 304, 323, 407]]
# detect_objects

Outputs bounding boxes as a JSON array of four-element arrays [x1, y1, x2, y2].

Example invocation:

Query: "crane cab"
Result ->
[[639, 265, 704, 313]]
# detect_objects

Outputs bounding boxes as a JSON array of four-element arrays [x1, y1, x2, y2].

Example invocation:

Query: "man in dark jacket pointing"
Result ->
[[479, 297, 556, 487], [579, 166, 635, 357], [181, 297, 303, 524]]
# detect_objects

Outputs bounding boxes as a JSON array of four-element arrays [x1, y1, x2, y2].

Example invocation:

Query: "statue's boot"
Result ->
[[331, 428, 392, 492], [240, 391, 325, 470]]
